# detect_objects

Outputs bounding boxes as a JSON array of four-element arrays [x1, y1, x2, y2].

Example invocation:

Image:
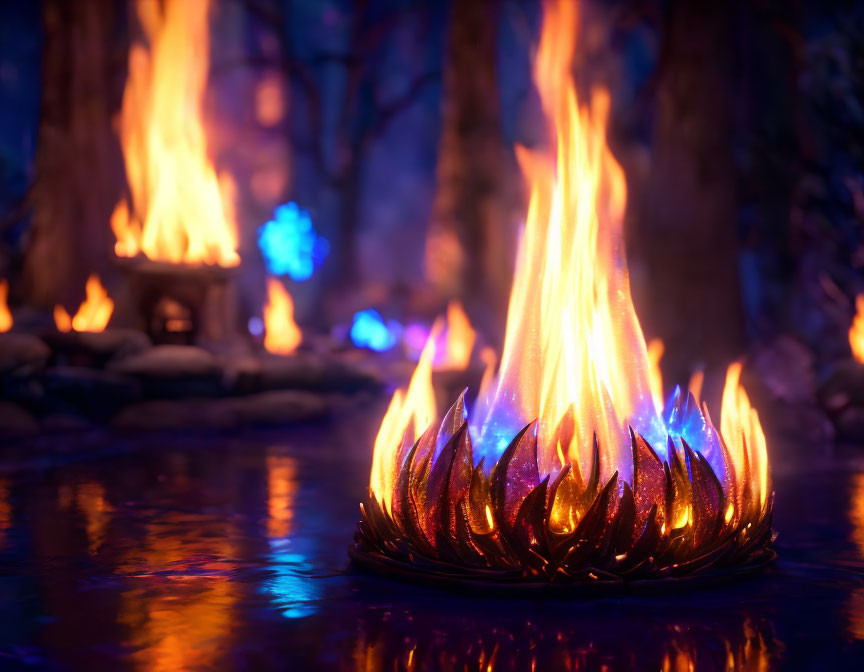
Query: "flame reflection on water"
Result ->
[[848, 472, 864, 641], [350, 607, 782, 672], [263, 451, 320, 619]]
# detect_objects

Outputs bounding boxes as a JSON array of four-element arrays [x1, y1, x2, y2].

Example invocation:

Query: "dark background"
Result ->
[[2, 0, 861, 379]]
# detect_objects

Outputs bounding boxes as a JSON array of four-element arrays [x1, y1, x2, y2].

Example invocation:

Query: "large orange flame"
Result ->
[[0, 279, 11, 333], [475, 0, 653, 479], [263, 278, 302, 355], [111, 0, 239, 267], [850, 295, 864, 363], [54, 275, 114, 333]]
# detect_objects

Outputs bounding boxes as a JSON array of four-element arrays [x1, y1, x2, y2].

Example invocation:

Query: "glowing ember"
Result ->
[[54, 275, 114, 334], [111, 0, 239, 267], [851, 295, 864, 363], [353, 0, 773, 585], [263, 278, 302, 355], [0, 279, 11, 333]]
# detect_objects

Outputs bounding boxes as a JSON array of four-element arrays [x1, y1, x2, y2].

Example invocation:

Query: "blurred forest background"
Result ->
[[0, 0, 863, 440]]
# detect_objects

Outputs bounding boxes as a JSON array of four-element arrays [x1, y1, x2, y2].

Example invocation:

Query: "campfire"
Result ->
[[352, 0, 773, 588], [110, 0, 240, 344], [110, 0, 238, 268]]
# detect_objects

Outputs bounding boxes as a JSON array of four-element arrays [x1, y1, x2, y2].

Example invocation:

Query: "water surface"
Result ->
[[0, 417, 863, 670]]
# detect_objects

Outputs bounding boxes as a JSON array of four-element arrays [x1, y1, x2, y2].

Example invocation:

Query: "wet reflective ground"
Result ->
[[1, 413, 864, 671]]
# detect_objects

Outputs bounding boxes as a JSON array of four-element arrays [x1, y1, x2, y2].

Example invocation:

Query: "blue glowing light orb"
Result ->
[[350, 309, 402, 352], [258, 202, 330, 281]]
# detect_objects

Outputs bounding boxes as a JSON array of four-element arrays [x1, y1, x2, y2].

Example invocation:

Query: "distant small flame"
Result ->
[[851, 295, 864, 363], [54, 275, 114, 333], [112, 0, 239, 267], [370, 321, 441, 512], [0, 279, 11, 333], [438, 301, 476, 371], [263, 278, 302, 355]]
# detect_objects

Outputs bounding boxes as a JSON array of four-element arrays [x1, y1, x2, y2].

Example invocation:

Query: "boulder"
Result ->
[[0, 333, 50, 375], [44, 329, 151, 368], [231, 390, 330, 426], [111, 399, 238, 431], [42, 367, 142, 419], [230, 351, 383, 395], [108, 345, 224, 398]]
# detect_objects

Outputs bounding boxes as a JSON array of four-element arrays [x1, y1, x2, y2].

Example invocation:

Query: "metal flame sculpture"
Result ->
[[352, 0, 773, 589]]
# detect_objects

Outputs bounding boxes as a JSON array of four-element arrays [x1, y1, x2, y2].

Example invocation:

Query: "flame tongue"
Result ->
[[473, 0, 657, 480], [112, 0, 239, 267], [54, 275, 114, 334], [263, 278, 302, 355]]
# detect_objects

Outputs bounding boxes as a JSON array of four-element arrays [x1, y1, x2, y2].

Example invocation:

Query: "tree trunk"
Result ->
[[22, 0, 122, 309], [629, 0, 744, 386], [426, 0, 515, 331]]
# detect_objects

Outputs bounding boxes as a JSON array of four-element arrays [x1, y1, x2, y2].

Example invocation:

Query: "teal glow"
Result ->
[[258, 202, 329, 281]]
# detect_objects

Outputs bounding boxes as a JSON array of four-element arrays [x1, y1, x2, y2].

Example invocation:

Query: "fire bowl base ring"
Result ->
[[348, 545, 776, 597]]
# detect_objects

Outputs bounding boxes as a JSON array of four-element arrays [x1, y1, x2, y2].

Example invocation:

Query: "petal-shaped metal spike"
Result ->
[[354, 392, 774, 585], [435, 389, 468, 459], [490, 421, 539, 531], [425, 422, 468, 556], [631, 428, 667, 535]]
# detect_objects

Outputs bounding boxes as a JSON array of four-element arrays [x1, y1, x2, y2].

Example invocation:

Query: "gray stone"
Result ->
[[40, 413, 94, 434], [43, 329, 151, 368], [109, 345, 220, 377], [111, 399, 238, 431], [78, 329, 152, 360], [0, 333, 50, 375], [231, 351, 382, 395], [108, 345, 224, 398], [231, 390, 330, 426], [43, 367, 142, 418]]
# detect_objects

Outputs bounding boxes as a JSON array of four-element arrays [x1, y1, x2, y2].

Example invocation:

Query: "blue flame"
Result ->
[[350, 309, 402, 352], [258, 202, 330, 281]]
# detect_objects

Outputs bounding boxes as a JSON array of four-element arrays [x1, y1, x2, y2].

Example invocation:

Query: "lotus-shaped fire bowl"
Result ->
[[351, 396, 775, 593]]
